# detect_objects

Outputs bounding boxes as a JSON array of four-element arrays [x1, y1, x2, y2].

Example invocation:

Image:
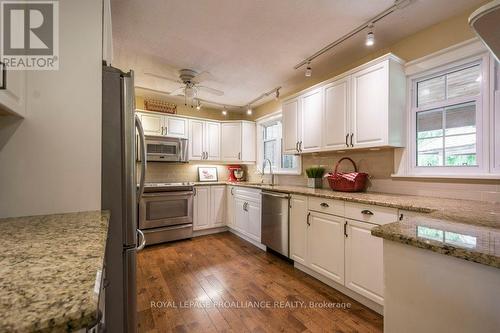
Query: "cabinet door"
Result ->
[[246, 200, 261, 242], [220, 122, 242, 161], [351, 60, 389, 148], [210, 186, 226, 227], [165, 116, 187, 138], [289, 195, 308, 265], [300, 88, 323, 152], [0, 68, 26, 117], [140, 113, 163, 136], [189, 120, 205, 160], [308, 212, 345, 285], [226, 186, 235, 227], [282, 98, 300, 154], [233, 197, 247, 233], [205, 121, 221, 161], [323, 78, 350, 150], [241, 122, 256, 162], [345, 219, 384, 305], [193, 186, 210, 230]]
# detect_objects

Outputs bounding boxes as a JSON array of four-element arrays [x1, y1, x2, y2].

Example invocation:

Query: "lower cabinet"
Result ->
[[226, 186, 235, 227], [231, 188, 261, 242], [308, 211, 345, 285], [289, 194, 389, 306], [345, 219, 384, 304], [193, 186, 226, 230]]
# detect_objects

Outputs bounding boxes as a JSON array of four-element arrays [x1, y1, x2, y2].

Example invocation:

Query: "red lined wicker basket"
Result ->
[[325, 157, 368, 192]]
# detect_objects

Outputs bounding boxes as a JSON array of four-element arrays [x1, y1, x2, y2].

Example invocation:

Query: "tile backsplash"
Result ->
[[142, 162, 250, 183]]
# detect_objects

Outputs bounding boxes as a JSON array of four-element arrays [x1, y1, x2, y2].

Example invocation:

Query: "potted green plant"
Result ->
[[305, 166, 325, 188]]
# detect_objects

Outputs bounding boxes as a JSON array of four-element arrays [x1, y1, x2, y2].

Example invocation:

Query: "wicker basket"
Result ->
[[326, 157, 368, 192]]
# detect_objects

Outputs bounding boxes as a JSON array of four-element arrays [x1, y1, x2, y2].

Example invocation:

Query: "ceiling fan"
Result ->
[[144, 69, 224, 100]]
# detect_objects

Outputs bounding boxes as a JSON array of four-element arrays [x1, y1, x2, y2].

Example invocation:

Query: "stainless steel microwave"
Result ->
[[138, 135, 189, 162]]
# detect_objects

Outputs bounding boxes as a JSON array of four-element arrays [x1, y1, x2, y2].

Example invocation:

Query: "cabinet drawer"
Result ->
[[308, 197, 344, 216], [233, 186, 261, 202], [345, 202, 398, 225]]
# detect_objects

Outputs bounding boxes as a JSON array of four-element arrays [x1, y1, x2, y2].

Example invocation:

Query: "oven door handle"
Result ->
[[135, 114, 147, 203], [141, 191, 194, 198]]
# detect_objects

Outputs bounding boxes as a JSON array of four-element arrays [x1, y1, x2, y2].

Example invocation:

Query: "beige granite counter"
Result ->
[[0, 211, 109, 333]]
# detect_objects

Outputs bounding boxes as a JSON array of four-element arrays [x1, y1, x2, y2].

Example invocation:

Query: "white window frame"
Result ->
[[256, 111, 301, 175], [408, 54, 489, 176]]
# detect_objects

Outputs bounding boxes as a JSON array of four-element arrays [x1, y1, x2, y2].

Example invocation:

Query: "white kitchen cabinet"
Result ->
[[221, 122, 242, 161], [281, 54, 405, 153], [220, 121, 255, 162], [189, 119, 205, 160], [226, 186, 236, 227], [241, 122, 256, 162], [139, 113, 163, 136], [165, 116, 188, 138], [189, 120, 220, 161], [345, 219, 384, 305], [323, 77, 350, 150], [289, 195, 308, 265], [234, 197, 247, 233], [205, 121, 221, 160], [210, 186, 226, 228], [246, 200, 261, 242], [308, 211, 345, 285], [282, 98, 301, 154], [0, 67, 26, 117], [193, 186, 210, 230], [232, 188, 261, 242], [300, 88, 323, 152]]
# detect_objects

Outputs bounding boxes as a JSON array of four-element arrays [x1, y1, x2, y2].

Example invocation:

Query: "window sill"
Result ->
[[391, 173, 500, 180]]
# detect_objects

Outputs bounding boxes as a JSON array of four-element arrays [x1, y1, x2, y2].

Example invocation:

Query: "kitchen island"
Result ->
[[0, 211, 109, 333]]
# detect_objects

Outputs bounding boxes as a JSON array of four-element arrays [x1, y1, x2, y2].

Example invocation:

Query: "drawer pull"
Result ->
[[361, 209, 374, 215], [307, 212, 311, 226], [320, 202, 329, 208]]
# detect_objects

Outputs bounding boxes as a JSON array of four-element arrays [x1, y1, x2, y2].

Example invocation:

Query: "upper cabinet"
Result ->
[[282, 54, 405, 154], [137, 112, 187, 138], [221, 121, 256, 163], [0, 67, 26, 117], [189, 119, 220, 161]]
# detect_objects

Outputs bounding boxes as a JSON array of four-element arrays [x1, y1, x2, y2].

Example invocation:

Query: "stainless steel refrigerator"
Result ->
[[102, 65, 146, 333]]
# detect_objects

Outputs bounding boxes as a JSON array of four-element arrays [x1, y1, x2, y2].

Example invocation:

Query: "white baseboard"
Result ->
[[294, 262, 383, 315], [193, 226, 228, 237], [228, 227, 267, 251]]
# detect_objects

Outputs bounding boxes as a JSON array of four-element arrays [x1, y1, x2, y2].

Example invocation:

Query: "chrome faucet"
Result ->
[[262, 158, 275, 186]]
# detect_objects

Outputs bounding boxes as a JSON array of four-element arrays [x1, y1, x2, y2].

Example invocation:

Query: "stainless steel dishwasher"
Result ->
[[261, 191, 291, 257]]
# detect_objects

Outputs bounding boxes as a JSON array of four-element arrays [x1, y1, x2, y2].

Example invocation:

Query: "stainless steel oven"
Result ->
[[138, 183, 194, 245], [139, 135, 188, 162]]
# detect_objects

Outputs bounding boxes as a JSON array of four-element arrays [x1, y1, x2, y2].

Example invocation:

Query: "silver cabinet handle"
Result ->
[[296, 141, 299, 153], [345, 134, 349, 147], [399, 213, 404, 221], [299, 141, 303, 152], [238, 152, 241, 160], [193, 187, 197, 196], [135, 114, 147, 203], [320, 202, 329, 208], [0, 62, 6, 90], [205, 152, 209, 160], [307, 212, 311, 226], [361, 209, 374, 215], [350, 133, 354, 147], [230, 187, 234, 195], [344, 221, 348, 237], [137, 229, 146, 251]]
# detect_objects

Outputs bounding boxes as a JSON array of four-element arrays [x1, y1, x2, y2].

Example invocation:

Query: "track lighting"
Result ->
[[305, 61, 312, 77], [275, 88, 280, 100], [365, 24, 375, 46], [222, 106, 227, 116], [247, 105, 252, 115], [196, 99, 201, 110]]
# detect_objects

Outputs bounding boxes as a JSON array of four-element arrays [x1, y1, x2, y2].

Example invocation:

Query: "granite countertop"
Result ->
[[371, 215, 500, 269], [0, 211, 110, 333], [195, 181, 500, 267]]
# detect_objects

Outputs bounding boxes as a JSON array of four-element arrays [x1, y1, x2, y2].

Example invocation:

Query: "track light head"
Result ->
[[222, 107, 227, 116], [196, 99, 201, 110], [305, 61, 312, 77], [366, 24, 375, 46], [275, 88, 280, 100], [246, 106, 252, 115]]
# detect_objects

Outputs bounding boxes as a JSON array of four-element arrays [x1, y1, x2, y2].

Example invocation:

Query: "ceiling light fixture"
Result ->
[[222, 106, 227, 116], [305, 61, 312, 77], [275, 88, 280, 100], [196, 99, 202, 110], [247, 105, 252, 115], [293, 0, 415, 70], [366, 24, 375, 46]]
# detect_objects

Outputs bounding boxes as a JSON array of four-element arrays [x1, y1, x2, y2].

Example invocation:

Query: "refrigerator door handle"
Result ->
[[135, 114, 147, 203], [136, 228, 146, 251]]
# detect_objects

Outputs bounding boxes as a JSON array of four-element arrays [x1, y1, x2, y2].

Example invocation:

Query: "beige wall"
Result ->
[[135, 95, 252, 121], [0, 0, 103, 217]]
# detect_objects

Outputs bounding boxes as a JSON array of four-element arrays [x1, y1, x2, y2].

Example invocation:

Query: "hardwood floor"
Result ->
[[137, 232, 383, 333]]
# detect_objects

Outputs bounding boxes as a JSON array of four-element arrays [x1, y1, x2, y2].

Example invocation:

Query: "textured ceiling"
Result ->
[[111, 0, 483, 111]]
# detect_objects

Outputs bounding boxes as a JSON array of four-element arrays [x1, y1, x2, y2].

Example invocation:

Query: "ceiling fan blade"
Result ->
[[144, 72, 182, 84], [169, 87, 185, 96], [197, 85, 224, 96], [191, 71, 214, 84]]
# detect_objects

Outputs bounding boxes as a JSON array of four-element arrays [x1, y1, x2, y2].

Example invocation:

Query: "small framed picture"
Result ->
[[198, 167, 218, 182]]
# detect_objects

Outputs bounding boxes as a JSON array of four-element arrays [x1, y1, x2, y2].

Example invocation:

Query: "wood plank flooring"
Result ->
[[137, 232, 383, 333]]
